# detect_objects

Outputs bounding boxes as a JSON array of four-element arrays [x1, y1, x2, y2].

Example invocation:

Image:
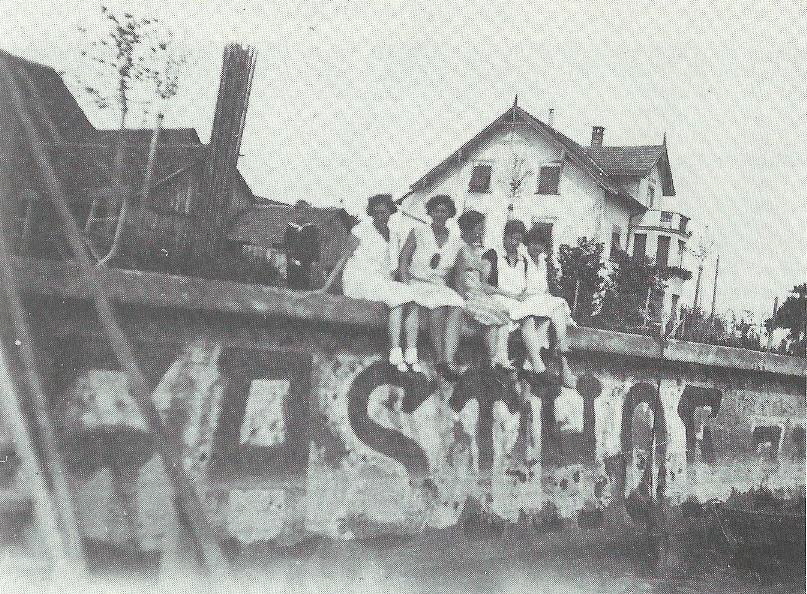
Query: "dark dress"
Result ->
[[284, 222, 320, 290]]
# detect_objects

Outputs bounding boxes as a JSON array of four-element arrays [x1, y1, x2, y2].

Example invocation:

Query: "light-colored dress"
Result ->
[[455, 243, 510, 326], [342, 218, 415, 308], [490, 249, 572, 321], [406, 224, 464, 309]]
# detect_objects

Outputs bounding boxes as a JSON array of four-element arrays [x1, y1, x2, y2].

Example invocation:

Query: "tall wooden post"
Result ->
[[192, 44, 256, 268]]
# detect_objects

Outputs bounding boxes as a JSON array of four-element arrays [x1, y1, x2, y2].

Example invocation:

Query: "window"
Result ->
[[660, 211, 673, 224], [649, 289, 665, 321], [656, 235, 671, 267], [632, 233, 647, 260], [679, 216, 689, 234], [670, 294, 680, 322], [678, 240, 685, 267], [468, 164, 492, 193], [610, 225, 622, 257], [647, 184, 655, 208], [536, 165, 561, 194]]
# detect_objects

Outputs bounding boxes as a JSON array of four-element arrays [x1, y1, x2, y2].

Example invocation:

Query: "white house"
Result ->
[[400, 100, 691, 327]]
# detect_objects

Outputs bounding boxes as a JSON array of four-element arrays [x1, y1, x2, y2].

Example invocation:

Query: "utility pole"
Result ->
[[766, 296, 779, 350], [693, 262, 703, 310], [709, 255, 720, 322], [690, 225, 713, 312]]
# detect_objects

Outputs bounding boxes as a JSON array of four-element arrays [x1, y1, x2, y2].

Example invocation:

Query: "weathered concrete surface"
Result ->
[[1, 257, 804, 555]]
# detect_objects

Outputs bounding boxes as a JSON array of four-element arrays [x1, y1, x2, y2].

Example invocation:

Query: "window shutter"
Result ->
[[536, 165, 561, 194], [656, 236, 671, 267], [468, 164, 493, 193], [633, 233, 647, 260]]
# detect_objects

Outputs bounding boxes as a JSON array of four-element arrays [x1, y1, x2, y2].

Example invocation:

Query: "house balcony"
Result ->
[[634, 209, 691, 237]]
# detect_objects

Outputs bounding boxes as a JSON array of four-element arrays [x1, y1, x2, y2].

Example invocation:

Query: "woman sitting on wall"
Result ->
[[454, 210, 511, 365], [398, 195, 465, 377], [320, 194, 418, 371], [484, 219, 577, 388]]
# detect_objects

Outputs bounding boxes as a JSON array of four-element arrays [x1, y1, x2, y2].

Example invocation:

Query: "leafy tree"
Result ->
[[766, 284, 806, 357], [594, 250, 664, 332], [556, 238, 605, 322]]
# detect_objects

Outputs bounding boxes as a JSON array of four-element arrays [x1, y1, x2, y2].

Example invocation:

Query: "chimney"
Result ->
[[591, 126, 604, 147], [547, 108, 555, 128]]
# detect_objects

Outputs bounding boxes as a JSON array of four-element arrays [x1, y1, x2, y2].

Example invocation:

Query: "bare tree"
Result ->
[[76, 5, 186, 265]]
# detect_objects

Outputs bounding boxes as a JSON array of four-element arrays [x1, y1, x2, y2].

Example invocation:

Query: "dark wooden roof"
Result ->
[[51, 133, 205, 201], [1, 50, 95, 141]]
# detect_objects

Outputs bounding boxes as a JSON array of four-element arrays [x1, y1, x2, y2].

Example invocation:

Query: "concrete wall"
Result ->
[[3, 260, 805, 552]]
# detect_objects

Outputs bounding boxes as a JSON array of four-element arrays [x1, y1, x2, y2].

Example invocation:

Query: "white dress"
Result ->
[[342, 219, 415, 308], [490, 249, 572, 321], [406, 224, 465, 309]]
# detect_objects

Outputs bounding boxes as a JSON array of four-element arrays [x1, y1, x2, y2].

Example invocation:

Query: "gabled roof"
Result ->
[[1, 50, 95, 141], [586, 144, 675, 195], [51, 127, 259, 209], [410, 104, 628, 199], [409, 104, 675, 203], [51, 131, 206, 201], [585, 145, 664, 175]]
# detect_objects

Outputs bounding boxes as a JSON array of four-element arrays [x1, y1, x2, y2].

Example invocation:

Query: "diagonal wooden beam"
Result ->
[[0, 66, 86, 572], [0, 57, 229, 577]]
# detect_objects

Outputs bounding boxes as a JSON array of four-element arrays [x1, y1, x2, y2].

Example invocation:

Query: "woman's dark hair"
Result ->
[[503, 219, 528, 240], [425, 194, 457, 218], [457, 210, 485, 235], [366, 193, 397, 216], [526, 223, 552, 246]]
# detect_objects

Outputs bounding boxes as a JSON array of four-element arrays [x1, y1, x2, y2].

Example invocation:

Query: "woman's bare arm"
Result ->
[[317, 233, 359, 293], [398, 230, 417, 283]]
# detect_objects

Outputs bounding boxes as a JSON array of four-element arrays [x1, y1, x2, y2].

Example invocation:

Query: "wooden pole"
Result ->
[[0, 342, 83, 572], [693, 261, 703, 310], [0, 68, 86, 571], [0, 58, 228, 577], [709, 255, 720, 321], [766, 297, 779, 351]]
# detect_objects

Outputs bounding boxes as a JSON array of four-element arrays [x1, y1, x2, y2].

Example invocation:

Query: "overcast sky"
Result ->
[[3, 0, 805, 318]]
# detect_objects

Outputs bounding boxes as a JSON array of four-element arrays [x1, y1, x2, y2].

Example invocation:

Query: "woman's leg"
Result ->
[[485, 325, 500, 365], [548, 303, 576, 388], [429, 306, 447, 360], [403, 305, 423, 371], [443, 306, 463, 366], [548, 303, 571, 353], [521, 316, 549, 373], [388, 305, 404, 349], [495, 324, 512, 367]]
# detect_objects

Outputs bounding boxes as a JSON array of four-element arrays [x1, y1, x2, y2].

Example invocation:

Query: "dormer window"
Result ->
[[647, 184, 656, 208], [468, 163, 492, 193], [536, 164, 561, 194]]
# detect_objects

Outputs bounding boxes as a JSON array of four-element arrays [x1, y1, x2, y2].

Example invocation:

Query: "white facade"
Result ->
[[400, 106, 692, 329], [402, 121, 623, 253], [628, 207, 693, 328]]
